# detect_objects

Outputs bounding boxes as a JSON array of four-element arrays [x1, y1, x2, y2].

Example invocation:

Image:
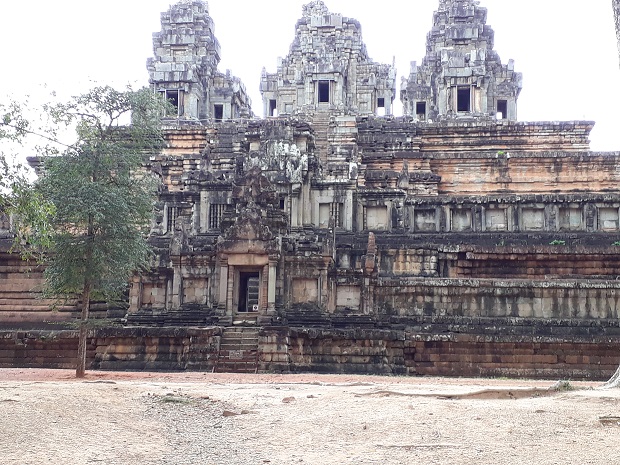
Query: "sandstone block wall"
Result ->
[[0, 331, 85, 369], [375, 278, 620, 320], [2, 326, 619, 380]]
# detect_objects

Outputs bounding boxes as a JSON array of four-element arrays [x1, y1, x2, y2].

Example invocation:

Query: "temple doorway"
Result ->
[[238, 271, 260, 313]]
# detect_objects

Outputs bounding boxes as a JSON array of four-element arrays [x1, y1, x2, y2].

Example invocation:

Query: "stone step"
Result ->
[[215, 327, 260, 373], [215, 361, 257, 374], [0, 298, 67, 307], [0, 304, 77, 312]]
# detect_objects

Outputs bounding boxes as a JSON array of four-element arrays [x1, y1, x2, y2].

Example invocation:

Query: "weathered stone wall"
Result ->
[[375, 278, 620, 320], [0, 245, 79, 327], [92, 327, 221, 371], [2, 325, 619, 380], [0, 331, 83, 369], [407, 335, 620, 379], [0, 327, 221, 371]]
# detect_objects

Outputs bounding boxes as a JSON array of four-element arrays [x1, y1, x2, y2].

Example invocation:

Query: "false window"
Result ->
[[457, 86, 471, 112], [497, 100, 508, 119], [319, 202, 343, 228], [166, 206, 179, 233], [318, 81, 330, 103], [209, 204, 226, 230]]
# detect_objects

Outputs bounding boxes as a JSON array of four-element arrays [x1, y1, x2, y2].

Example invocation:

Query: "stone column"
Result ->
[[171, 264, 182, 310], [258, 261, 277, 325], [267, 262, 277, 311], [218, 261, 228, 311]]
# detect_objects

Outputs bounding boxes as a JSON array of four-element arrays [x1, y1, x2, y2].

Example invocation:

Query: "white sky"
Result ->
[[1, 0, 619, 151]]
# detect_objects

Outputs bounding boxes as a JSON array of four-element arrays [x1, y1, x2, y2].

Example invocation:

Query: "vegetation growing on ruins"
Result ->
[[34, 86, 169, 377], [0, 86, 170, 377]]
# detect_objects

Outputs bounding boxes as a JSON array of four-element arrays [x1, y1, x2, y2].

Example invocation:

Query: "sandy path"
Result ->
[[1, 369, 619, 464]]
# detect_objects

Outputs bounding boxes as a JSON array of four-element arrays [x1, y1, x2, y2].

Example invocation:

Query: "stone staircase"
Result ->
[[312, 111, 331, 165], [215, 327, 260, 373]]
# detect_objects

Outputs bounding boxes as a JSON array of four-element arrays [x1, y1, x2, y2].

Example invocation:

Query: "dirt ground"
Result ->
[[1, 369, 619, 465]]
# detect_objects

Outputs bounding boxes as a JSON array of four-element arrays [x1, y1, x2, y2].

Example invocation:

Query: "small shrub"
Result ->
[[549, 240, 566, 246], [550, 380, 575, 392]]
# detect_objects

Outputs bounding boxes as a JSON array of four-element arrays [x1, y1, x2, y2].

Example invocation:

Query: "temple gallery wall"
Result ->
[[3, 0, 620, 378]]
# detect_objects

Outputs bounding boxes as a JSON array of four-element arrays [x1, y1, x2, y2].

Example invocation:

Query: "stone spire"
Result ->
[[147, 0, 252, 121], [401, 0, 522, 122], [259, 1, 396, 117]]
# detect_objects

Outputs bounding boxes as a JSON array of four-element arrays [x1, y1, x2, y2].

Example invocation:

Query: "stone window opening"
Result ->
[[457, 86, 471, 112], [376, 97, 386, 116], [162, 90, 182, 116], [214, 104, 224, 121], [269, 99, 278, 117], [416, 101, 427, 121], [497, 100, 508, 119], [318, 81, 330, 104], [166, 206, 179, 233], [208, 204, 226, 230]]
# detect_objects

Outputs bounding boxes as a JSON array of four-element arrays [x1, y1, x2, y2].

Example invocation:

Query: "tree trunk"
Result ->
[[76, 281, 91, 378], [602, 364, 620, 389]]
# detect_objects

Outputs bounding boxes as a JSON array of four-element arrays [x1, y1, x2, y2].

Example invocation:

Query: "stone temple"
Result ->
[[3, 0, 620, 378]]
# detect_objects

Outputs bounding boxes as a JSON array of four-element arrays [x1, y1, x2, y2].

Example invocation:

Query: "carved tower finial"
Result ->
[[302, 0, 330, 17]]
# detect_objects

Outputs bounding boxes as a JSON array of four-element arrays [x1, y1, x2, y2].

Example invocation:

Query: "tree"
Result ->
[[35, 86, 168, 377], [0, 101, 54, 254]]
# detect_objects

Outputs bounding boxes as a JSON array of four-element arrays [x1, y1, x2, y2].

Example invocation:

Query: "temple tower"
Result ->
[[260, 0, 396, 117], [401, 0, 522, 121], [147, 0, 252, 121]]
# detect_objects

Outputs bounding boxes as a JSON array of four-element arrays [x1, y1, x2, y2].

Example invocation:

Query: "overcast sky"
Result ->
[[1, 0, 618, 150]]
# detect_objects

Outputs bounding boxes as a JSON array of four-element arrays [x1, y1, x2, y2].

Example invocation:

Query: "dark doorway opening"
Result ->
[[457, 86, 471, 112], [214, 104, 224, 121], [416, 101, 427, 120], [497, 99, 508, 119], [318, 81, 330, 103], [376, 97, 386, 116], [238, 272, 260, 313], [269, 99, 277, 117]]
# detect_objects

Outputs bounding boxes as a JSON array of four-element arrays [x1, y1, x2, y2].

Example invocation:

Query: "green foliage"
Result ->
[[612, 241, 620, 246], [35, 86, 168, 301], [0, 101, 30, 142], [0, 101, 55, 257], [549, 240, 566, 246]]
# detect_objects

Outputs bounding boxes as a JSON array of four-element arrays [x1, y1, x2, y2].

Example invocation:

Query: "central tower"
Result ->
[[260, 0, 396, 117]]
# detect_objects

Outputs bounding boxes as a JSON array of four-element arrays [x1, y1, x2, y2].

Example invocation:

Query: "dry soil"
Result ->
[[1, 369, 619, 464]]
